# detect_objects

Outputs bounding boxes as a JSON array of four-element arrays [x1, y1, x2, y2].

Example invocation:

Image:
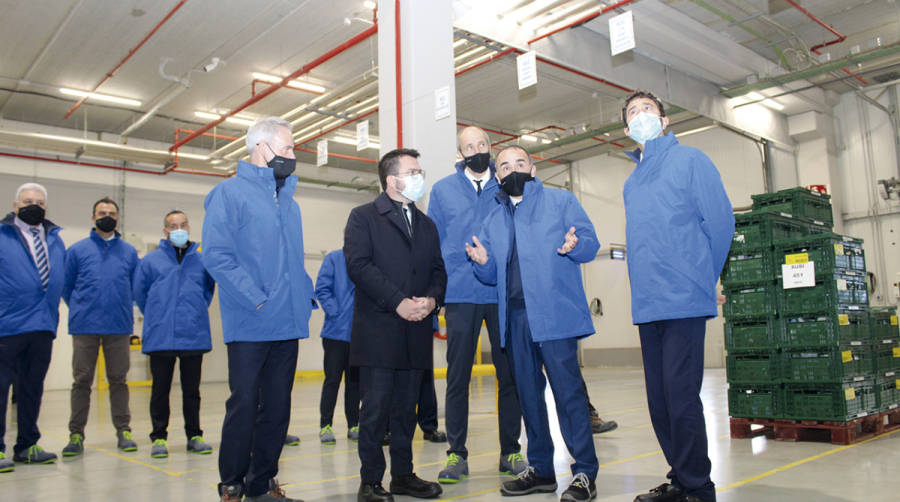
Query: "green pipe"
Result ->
[[689, 0, 793, 70]]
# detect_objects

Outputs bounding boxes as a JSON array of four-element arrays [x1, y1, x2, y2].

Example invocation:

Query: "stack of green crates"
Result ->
[[724, 187, 883, 421], [870, 307, 900, 411]]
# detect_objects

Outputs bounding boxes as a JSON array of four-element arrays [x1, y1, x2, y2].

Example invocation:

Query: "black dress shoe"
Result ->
[[634, 483, 683, 502], [358, 482, 393, 502], [389, 473, 442, 499], [422, 430, 447, 443], [382, 432, 391, 446]]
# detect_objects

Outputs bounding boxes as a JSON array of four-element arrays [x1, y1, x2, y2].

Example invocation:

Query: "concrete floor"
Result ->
[[2, 367, 898, 501]]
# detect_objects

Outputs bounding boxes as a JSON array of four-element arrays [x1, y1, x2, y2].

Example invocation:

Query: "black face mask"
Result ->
[[95, 216, 117, 233], [464, 152, 491, 174], [265, 143, 296, 179], [500, 171, 534, 198], [17, 204, 45, 226]]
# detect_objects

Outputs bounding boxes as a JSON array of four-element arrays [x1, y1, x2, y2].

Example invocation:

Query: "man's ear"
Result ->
[[661, 116, 669, 130]]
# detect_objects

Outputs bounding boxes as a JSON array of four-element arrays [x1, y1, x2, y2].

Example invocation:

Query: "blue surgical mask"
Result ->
[[400, 173, 425, 202], [168, 229, 189, 248], [628, 112, 664, 145]]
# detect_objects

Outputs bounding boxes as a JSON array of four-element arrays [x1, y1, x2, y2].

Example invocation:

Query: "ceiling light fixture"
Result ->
[[59, 88, 141, 107], [330, 136, 381, 149], [225, 116, 256, 127], [252, 72, 326, 93], [363, 0, 376, 9], [195, 111, 221, 120], [195, 111, 256, 127], [453, 39, 468, 48], [734, 92, 784, 111], [521, 134, 538, 142]]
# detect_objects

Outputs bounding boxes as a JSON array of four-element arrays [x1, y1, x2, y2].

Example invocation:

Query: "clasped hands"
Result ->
[[396, 296, 435, 322]]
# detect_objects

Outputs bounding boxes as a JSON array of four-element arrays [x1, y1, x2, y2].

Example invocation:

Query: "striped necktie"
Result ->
[[30, 227, 49, 289]]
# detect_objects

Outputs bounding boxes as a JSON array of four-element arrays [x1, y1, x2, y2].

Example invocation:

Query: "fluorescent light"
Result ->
[[195, 111, 221, 120], [363, 0, 376, 9], [330, 135, 380, 150], [225, 116, 256, 127], [541, 138, 551, 144], [454, 47, 487, 62], [761, 99, 784, 111], [521, 134, 538, 142], [25, 131, 208, 160], [252, 72, 326, 93], [196, 111, 256, 127], [733, 92, 784, 111], [453, 39, 467, 48], [60, 88, 141, 107]]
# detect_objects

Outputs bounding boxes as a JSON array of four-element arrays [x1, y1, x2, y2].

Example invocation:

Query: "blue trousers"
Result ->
[[0, 332, 53, 455], [506, 309, 597, 480], [444, 302, 521, 458], [358, 366, 422, 484], [218, 339, 298, 497], [639, 318, 715, 501]]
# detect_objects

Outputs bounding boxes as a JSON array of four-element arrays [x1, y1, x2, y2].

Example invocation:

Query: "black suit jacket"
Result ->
[[344, 192, 447, 369]]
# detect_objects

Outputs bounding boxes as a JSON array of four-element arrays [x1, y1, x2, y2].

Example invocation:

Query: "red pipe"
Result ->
[[296, 108, 379, 146], [527, 0, 637, 46], [0, 151, 166, 176], [394, 0, 403, 148], [251, 79, 324, 98], [456, 121, 518, 139], [64, 0, 188, 119], [171, 24, 378, 152], [784, 0, 866, 84]]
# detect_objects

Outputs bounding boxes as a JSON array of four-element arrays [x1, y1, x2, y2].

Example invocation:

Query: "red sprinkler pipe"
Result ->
[[394, 0, 403, 148], [784, 0, 866, 84], [527, 0, 637, 46], [456, 121, 518, 140], [171, 24, 378, 152], [64, 0, 188, 119]]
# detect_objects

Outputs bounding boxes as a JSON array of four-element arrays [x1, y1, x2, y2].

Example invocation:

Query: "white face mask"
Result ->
[[628, 112, 664, 145], [399, 173, 425, 202]]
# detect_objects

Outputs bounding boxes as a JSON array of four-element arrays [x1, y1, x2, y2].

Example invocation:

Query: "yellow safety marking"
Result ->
[[93, 447, 184, 477], [441, 488, 504, 500]]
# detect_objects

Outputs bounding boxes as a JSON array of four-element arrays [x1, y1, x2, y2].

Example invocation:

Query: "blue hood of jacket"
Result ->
[[201, 160, 315, 343], [472, 178, 599, 346], [315, 249, 355, 342], [63, 229, 138, 335], [0, 213, 66, 338], [427, 161, 500, 304], [133, 239, 215, 353], [623, 132, 735, 324]]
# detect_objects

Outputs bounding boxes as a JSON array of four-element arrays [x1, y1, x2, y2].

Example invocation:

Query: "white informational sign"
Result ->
[[434, 85, 451, 121], [609, 11, 635, 56], [316, 139, 328, 167], [782, 262, 816, 289], [356, 120, 369, 151], [516, 50, 538, 90]]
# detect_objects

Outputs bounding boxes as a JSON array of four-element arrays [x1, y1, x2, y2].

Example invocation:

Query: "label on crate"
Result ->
[[897, 379, 900, 389], [785, 252, 809, 264], [841, 350, 853, 363], [836, 279, 848, 291], [892, 315, 898, 326], [834, 244, 844, 256], [782, 262, 815, 289], [850, 341, 862, 346], [838, 314, 850, 326], [845, 387, 856, 400], [733, 233, 745, 243], [894, 347, 900, 358]]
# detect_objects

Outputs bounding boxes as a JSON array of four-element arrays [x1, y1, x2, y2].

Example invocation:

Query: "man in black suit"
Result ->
[[344, 148, 447, 502]]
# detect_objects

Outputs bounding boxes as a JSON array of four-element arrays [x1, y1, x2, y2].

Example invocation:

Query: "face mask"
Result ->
[[399, 174, 425, 202], [17, 204, 45, 226], [265, 143, 296, 179], [627, 112, 664, 145], [95, 216, 117, 233], [168, 229, 189, 248], [464, 152, 491, 174], [500, 171, 534, 198]]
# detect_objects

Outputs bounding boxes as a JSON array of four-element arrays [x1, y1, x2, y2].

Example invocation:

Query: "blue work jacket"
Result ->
[[201, 160, 315, 343], [133, 239, 215, 353], [472, 179, 599, 347], [624, 132, 735, 324], [315, 249, 355, 342], [63, 229, 138, 335]]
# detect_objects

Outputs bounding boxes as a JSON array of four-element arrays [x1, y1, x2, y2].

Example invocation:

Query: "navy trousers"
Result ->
[[0, 332, 52, 455], [444, 302, 521, 458], [639, 317, 715, 501], [358, 366, 422, 484], [506, 309, 597, 480], [416, 369, 439, 432], [319, 338, 360, 428], [218, 339, 298, 497]]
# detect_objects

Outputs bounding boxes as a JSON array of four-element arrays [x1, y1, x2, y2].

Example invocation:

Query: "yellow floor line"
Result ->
[[92, 446, 184, 477], [717, 428, 900, 493], [441, 487, 502, 500]]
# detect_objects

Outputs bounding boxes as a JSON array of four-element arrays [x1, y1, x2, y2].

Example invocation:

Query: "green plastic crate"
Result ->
[[728, 384, 781, 418], [751, 187, 833, 226], [869, 306, 899, 343], [774, 233, 865, 277], [780, 311, 870, 348], [725, 317, 780, 351], [781, 346, 873, 383], [727, 351, 779, 383], [724, 284, 778, 319], [873, 343, 900, 372], [782, 378, 877, 421], [722, 248, 775, 287], [777, 271, 868, 315], [731, 212, 829, 250], [875, 375, 899, 412]]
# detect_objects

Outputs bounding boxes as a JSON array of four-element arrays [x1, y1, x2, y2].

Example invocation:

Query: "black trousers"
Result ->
[[319, 338, 360, 428], [149, 353, 203, 441], [358, 366, 422, 484], [416, 368, 439, 432], [0, 332, 52, 455]]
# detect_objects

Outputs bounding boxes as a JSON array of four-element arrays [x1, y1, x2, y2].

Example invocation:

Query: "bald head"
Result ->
[[457, 126, 490, 158]]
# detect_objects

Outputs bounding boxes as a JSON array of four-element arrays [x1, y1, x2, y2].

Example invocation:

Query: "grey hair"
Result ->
[[16, 182, 48, 201], [456, 126, 491, 152], [246, 116, 292, 155]]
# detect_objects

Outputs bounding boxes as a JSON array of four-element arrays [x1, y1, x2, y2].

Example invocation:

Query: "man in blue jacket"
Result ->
[[622, 90, 734, 502], [62, 197, 139, 456], [133, 210, 215, 459], [466, 145, 600, 502], [429, 126, 525, 483], [203, 116, 314, 502], [0, 183, 65, 471], [314, 248, 359, 445]]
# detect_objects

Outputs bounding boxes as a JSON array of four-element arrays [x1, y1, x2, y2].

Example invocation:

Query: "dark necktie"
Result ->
[[475, 179, 482, 196], [31, 227, 49, 289], [402, 206, 413, 237]]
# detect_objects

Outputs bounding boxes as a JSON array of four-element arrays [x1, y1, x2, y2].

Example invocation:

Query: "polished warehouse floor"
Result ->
[[2, 368, 898, 501]]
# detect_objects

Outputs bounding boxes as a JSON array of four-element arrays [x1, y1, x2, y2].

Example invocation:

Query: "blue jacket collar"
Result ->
[[236, 160, 299, 196], [1, 211, 61, 233], [625, 131, 678, 163], [90, 228, 120, 244], [494, 177, 543, 219], [157, 238, 196, 258], [454, 159, 496, 177]]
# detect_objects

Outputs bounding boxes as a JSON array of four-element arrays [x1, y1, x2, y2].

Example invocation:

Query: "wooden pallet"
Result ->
[[730, 408, 900, 445]]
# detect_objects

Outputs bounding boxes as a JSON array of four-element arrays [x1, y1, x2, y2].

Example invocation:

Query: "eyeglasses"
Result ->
[[397, 168, 425, 178]]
